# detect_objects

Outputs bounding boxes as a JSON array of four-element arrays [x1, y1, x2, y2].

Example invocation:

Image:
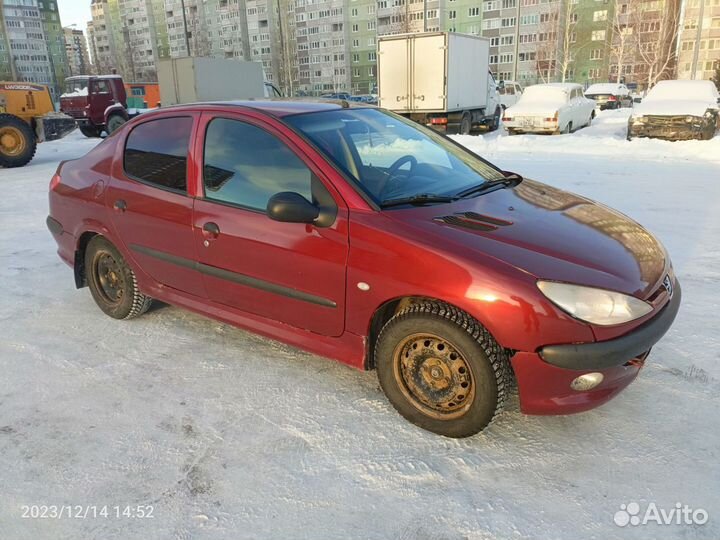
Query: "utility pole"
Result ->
[[179, 0, 192, 56], [690, 0, 705, 79], [513, 0, 521, 80]]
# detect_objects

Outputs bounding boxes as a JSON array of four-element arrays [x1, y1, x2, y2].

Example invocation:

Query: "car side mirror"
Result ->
[[634, 97, 642, 104], [267, 192, 319, 224]]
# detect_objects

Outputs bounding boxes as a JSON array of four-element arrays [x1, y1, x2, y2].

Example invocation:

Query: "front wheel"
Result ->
[[85, 236, 152, 319], [106, 114, 127, 134], [489, 106, 502, 131], [375, 301, 511, 438], [0, 113, 37, 168]]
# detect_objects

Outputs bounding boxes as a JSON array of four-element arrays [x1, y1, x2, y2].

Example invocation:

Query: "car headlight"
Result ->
[[537, 281, 652, 326], [686, 115, 695, 123]]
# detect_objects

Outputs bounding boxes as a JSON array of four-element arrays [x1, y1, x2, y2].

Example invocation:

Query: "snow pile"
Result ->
[[633, 80, 720, 117], [60, 86, 88, 98]]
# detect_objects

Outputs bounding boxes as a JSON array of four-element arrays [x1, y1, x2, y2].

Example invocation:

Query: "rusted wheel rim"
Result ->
[[392, 333, 475, 420], [0, 126, 26, 156], [93, 251, 125, 306]]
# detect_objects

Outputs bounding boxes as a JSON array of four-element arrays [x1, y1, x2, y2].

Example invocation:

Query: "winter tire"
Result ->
[[375, 301, 511, 438]]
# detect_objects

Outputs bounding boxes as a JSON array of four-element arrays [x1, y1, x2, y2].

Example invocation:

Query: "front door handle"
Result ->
[[113, 199, 127, 212], [202, 222, 220, 240]]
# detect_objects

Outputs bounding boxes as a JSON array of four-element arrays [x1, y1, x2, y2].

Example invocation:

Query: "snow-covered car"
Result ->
[[503, 83, 596, 135], [628, 80, 720, 141], [584, 83, 632, 110], [499, 81, 523, 109]]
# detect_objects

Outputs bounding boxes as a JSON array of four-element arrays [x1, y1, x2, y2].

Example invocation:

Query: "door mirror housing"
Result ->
[[633, 97, 642, 104], [267, 192, 319, 224]]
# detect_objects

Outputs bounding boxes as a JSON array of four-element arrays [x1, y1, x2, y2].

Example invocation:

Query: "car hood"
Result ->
[[385, 179, 667, 298], [632, 99, 718, 118]]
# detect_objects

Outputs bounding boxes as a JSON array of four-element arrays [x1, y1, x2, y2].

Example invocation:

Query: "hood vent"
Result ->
[[434, 212, 513, 232]]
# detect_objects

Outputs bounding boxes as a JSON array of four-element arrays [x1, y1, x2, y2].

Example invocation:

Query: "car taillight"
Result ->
[[608, 95, 617, 101], [430, 117, 448, 125], [544, 112, 559, 122], [50, 161, 65, 190], [502, 116, 512, 122]]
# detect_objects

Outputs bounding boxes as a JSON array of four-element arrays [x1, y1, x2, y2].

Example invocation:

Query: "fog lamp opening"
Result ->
[[570, 372, 604, 392]]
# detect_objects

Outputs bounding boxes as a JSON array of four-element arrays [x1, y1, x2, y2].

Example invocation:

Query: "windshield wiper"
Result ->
[[456, 173, 524, 199], [381, 193, 459, 208]]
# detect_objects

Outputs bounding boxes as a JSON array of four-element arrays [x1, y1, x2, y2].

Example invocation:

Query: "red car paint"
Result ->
[[47, 101, 679, 416]]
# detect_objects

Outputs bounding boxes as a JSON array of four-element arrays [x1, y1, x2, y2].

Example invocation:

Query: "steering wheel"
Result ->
[[378, 155, 418, 198]]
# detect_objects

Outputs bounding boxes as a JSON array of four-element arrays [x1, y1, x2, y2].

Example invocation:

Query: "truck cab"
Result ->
[[60, 75, 129, 137]]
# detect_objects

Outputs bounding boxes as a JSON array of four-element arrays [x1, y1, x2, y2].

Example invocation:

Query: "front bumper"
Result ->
[[628, 116, 716, 141], [512, 281, 681, 415]]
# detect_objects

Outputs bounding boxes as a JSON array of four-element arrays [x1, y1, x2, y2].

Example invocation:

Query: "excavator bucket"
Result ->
[[36, 112, 77, 142]]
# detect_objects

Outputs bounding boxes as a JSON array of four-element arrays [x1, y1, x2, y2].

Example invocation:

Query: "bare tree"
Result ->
[[609, 0, 639, 83], [633, 0, 681, 88]]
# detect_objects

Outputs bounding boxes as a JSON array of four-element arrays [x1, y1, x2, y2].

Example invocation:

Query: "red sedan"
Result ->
[[47, 101, 680, 437]]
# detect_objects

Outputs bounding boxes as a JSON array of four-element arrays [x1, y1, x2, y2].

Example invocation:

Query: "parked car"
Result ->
[[584, 83, 632, 110], [321, 92, 351, 100], [499, 80, 523, 109], [48, 101, 680, 437], [628, 80, 720, 141], [503, 83, 596, 135]]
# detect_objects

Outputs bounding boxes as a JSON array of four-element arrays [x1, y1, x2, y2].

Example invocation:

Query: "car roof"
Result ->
[[152, 98, 373, 118]]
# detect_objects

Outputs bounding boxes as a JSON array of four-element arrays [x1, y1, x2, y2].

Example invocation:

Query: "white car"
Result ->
[[499, 81, 523, 109], [503, 83, 596, 135], [584, 83, 633, 110], [628, 80, 720, 141]]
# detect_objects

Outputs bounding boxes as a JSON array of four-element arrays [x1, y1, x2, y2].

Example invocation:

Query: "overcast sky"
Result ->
[[58, 0, 92, 31]]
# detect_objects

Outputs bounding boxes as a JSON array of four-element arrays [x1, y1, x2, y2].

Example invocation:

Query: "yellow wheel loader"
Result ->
[[0, 82, 77, 168]]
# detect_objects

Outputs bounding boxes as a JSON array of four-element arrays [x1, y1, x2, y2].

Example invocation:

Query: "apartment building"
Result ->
[[677, 0, 720, 80], [0, 0, 69, 97], [64, 26, 93, 75]]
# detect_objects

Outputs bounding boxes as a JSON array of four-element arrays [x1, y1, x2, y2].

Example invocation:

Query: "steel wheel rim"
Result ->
[[0, 126, 26, 156], [93, 250, 125, 306], [392, 333, 475, 420]]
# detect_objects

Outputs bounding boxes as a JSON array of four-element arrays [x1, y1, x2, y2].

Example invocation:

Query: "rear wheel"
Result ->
[[489, 106, 502, 131], [106, 114, 126, 134], [85, 236, 152, 320], [562, 121, 573, 134], [0, 114, 36, 168], [459, 113, 472, 135], [79, 124, 102, 138], [375, 301, 510, 438]]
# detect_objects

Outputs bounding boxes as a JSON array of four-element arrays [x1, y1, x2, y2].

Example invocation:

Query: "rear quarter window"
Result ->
[[123, 116, 193, 192]]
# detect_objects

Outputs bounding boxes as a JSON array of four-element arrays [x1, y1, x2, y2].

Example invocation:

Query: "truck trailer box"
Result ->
[[378, 32, 491, 113], [158, 57, 266, 106]]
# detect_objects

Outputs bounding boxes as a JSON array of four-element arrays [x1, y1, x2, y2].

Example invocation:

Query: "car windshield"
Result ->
[[285, 108, 504, 206], [64, 78, 89, 96]]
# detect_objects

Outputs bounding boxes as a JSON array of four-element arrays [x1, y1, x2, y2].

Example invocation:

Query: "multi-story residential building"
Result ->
[[64, 26, 93, 75], [83, 0, 688, 95], [0, 0, 69, 97], [677, 0, 720, 81], [88, 0, 115, 74]]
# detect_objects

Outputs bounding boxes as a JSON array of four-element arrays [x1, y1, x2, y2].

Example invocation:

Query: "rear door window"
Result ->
[[123, 116, 193, 193]]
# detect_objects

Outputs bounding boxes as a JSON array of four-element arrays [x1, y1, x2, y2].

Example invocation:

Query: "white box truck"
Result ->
[[377, 32, 502, 134], [157, 57, 271, 106]]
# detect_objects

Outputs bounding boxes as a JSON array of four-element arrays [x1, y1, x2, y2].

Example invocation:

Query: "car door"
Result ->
[[89, 79, 114, 126], [191, 111, 349, 337], [106, 113, 206, 298]]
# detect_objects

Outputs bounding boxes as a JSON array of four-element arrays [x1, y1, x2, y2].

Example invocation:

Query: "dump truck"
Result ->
[[377, 32, 502, 134], [0, 82, 77, 168], [60, 75, 131, 137]]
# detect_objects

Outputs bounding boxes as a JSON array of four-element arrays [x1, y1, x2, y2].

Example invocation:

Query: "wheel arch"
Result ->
[[365, 295, 508, 371]]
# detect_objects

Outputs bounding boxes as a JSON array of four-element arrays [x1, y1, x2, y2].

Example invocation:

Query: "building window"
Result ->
[[593, 10, 608, 21], [469, 7, 480, 16], [591, 30, 606, 41]]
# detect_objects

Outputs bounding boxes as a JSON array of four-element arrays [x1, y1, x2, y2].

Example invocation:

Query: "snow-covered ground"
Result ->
[[1, 110, 719, 539]]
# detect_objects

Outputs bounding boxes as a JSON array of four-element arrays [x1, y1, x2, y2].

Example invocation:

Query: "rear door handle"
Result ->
[[202, 222, 220, 240], [113, 199, 127, 212]]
